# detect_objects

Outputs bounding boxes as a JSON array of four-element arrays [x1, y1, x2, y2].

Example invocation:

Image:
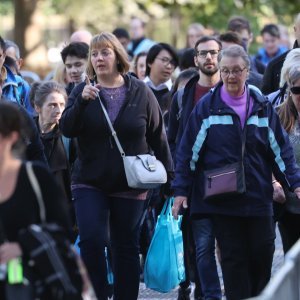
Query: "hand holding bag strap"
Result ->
[[97, 92, 125, 157], [25, 162, 46, 224]]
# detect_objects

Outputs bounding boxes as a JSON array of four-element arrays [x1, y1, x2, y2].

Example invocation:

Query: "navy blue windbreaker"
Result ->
[[172, 83, 300, 217]]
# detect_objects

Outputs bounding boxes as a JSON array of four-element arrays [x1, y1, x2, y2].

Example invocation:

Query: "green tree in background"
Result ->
[[1, 0, 300, 59]]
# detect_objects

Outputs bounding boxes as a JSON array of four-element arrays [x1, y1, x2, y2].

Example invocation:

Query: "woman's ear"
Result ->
[[10, 131, 20, 146], [34, 105, 41, 114]]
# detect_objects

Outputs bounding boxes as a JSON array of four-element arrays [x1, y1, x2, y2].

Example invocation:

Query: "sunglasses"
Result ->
[[290, 86, 300, 95]]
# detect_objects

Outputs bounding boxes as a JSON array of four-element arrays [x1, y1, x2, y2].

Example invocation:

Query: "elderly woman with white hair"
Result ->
[[172, 45, 300, 300], [273, 65, 300, 254], [267, 48, 300, 106]]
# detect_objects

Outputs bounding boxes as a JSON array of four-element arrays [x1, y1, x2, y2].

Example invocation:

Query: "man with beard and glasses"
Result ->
[[168, 36, 222, 300]]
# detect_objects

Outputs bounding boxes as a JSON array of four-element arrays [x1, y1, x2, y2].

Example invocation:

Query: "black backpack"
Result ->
[[18, 162, 83, 300]]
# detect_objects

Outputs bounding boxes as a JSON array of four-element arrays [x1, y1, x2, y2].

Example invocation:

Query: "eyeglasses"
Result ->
[[220, 67, 248, 77], [196, 50, 220, 58], [155, 57, 177, 67], [290, 86, 300, 95]]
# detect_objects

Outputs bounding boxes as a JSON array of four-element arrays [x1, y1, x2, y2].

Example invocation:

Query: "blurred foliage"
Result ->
[[0, 0, 13, 14], [132, 0, 300, 52], [42, 0, 300, 35], [1, 0, 300, 57]]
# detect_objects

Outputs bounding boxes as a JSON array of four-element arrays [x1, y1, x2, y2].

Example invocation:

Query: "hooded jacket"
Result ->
[[60, 74, 173, 193], [1, 65, 33, 115], [172, 82, 300, 217], [168, 73, 199, 162]]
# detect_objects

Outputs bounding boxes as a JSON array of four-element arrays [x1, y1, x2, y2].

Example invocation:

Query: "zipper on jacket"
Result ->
[[109, 136, 114, 149]]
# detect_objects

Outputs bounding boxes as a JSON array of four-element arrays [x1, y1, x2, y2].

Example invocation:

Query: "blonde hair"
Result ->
[[53, 62, 69, 87], [278, 65, 300, 133], [295, 13, 300, 25], [86, 32, 130, 79]]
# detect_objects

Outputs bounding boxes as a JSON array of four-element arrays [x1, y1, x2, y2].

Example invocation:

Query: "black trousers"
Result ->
[[179, 211, 202, 295], [213, 215, 275, 300], [278, 210, 300, 254]]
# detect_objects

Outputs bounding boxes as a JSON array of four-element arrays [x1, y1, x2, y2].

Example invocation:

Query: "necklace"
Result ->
[[101, 85, 126, 100]]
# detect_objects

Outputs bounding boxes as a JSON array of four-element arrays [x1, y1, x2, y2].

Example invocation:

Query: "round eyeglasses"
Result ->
[[220, 67, 248, 77]]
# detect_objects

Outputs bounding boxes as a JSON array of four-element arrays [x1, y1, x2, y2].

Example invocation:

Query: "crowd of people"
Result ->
[[0, 12, 300, 300]]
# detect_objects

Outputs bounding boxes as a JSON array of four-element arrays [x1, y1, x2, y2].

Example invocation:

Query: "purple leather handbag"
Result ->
[[203, 161, 246, 201], [202, 88, 250, 202]]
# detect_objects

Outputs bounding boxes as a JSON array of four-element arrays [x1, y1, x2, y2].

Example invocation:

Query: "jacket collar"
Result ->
[[2, 65, 17, 85], [144, 76, 173, 91], [184, 73, 200, 91], [209, 82, 267, 115]]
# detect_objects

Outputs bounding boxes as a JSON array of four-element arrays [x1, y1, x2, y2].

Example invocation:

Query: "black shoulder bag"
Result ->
[[18, 162, 84, 300]]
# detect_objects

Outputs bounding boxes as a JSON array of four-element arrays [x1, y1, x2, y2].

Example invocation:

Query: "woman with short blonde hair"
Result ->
[[60, 32, 173, 300], [86, 32, 130, 79]]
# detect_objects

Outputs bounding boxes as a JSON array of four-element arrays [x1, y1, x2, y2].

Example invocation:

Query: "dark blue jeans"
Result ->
[[192, 217, 222, 300], [72, 187, 146, 300], [213, 215, 275, 300]]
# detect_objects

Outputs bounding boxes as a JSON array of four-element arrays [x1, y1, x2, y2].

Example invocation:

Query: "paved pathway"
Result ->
[[138, 226, 284, 300]]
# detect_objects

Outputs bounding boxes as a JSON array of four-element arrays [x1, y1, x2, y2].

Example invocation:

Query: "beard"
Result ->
[[197, 63, 219, 76]]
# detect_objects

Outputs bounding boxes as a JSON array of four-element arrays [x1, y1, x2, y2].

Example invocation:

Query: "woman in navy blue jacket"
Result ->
[[172, 45, 300, 300], [60, 32, 173, 300]]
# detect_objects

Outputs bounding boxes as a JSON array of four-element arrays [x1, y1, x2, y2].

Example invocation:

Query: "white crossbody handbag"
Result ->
[[97, 94, 167, 189]]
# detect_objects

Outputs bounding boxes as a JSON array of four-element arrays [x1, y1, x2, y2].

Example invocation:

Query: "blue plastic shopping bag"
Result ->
[[144, 197, 185, 293]]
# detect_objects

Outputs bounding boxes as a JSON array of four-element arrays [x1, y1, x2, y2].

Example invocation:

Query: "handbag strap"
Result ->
[[241, 88, 250, 160], [97, 93, 125, 157], [25, 162, 46, 224]]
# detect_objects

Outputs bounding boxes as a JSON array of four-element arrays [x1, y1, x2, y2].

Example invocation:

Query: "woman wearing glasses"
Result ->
[[144, 43, 178, 124], [142, 43, 178, 264], [60, 32, 173, 300], [276, 65, 300, 253], [172, 45, 300, 300]]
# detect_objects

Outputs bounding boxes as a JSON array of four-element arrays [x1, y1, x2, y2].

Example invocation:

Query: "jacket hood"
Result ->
[[184, 73, 200, 90], [2, 65, 18, 88]]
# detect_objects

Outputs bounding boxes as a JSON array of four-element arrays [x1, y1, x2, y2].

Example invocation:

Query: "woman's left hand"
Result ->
[[0, 242, 22, 263], [172, 196, 188, 220], [273, 181, 286, 203], [294, 187, 300, 200]]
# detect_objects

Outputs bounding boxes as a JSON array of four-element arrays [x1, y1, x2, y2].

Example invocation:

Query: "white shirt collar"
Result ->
[[144, 76, 173, 91]]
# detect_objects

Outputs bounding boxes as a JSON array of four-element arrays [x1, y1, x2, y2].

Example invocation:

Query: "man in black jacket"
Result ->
[[168, 36, 222, 300], [227, 16, 266, 75], [262, 13, 300, 94]]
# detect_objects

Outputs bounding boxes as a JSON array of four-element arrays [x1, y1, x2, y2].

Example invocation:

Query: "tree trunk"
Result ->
[[170, 3, 180, 48], [13, 0, 38, 58]]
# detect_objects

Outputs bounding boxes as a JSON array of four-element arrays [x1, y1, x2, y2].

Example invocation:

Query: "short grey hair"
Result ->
[[217, 45, 250, 69], [4, 40, 20, 59]]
